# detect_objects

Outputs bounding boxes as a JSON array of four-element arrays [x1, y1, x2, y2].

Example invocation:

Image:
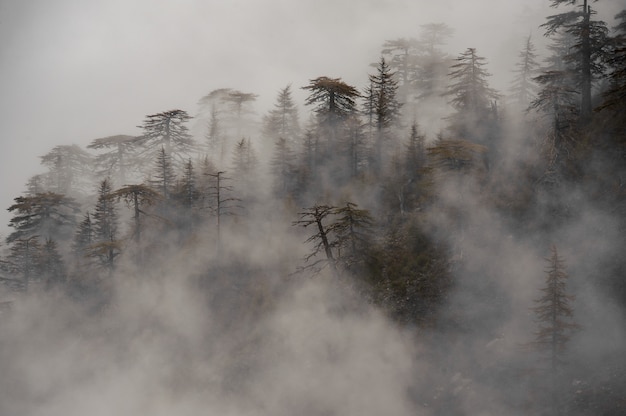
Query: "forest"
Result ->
[[1, 1, 625, 415]]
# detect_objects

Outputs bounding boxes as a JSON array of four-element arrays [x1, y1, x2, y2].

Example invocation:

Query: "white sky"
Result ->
[[0, 0, 622, 238]]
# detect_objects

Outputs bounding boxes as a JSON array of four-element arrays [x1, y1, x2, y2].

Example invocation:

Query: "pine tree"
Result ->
[[364, 57, 402, 174], [444, 48, 500, 145], [262, 84, 301, 145], [303, 76, 360, 128], [90, 179, 120, 273], [381, 37, 420, 103], [138, 109, 195, 166], [331, 202, 374, 272], [541, 0, 610, 123], [151, 147, 176, 199], [531, 245, 579, 414], [112, 184, 161, 243], [510, 35, 541, 109], [7, 236, 41, 291], [7, 192, 79, 244], [532, 245, 578, 370], [292, 205, 337, 274], [72, 212, 94, 259]]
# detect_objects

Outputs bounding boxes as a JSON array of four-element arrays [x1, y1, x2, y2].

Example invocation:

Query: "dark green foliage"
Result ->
[[369, 215, 451, 326]]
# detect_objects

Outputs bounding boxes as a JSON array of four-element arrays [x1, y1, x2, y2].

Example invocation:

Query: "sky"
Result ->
[[0, 0, 622, 238]]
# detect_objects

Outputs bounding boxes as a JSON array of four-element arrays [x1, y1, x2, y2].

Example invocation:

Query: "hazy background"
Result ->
[[0, 0, 566, 237]]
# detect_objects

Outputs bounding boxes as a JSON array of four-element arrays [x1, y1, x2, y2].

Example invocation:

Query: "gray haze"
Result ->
[[1, 2, 625, 414], [0, 0, 564, 236]]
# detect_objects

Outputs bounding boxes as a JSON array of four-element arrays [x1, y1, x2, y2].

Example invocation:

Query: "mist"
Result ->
[[1, 0, 626, 415]]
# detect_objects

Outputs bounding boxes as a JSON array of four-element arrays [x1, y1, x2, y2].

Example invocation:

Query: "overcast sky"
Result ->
[[0, 0, 622, 237]]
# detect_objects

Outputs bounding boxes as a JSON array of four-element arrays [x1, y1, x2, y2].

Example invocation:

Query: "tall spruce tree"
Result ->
[[262, 84, 301, 145], [531, 245, 579, 414], [510, 35, 541, 109], [444, 48, 500, 146], [90, 179, 120, 273], [364, 57, 402, 174], [541, 0, 610, 123]]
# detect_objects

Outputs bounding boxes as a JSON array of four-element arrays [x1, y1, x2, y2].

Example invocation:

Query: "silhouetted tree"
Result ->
[[89, 179, 120, 273], [381, 37, 420, 102], [150, 147, 176, 199], [530, 244, 579, 415], [444, 48, 500, 145], [303, 76, 360, 129], [138, 109, 195, 165], [293, 205, 337, 274], [7, 192, 79, 244], [541, 0, 610, 123], [364, 57, 402, 173], [112, 184, 161, 243], [7, 236, 40, 291]]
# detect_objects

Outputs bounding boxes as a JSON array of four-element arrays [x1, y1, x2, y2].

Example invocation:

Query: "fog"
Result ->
[[1, 0, 625, 415]]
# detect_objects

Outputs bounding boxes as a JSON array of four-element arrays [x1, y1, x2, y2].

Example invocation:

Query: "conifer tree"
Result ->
[[531, 245, 579, 414], [303, 76, 360, 128], [151, 147, 176, 199], [7, 192, 79, 244], [72, 212, 94, 259], [90, 179, 120, 273], [381, 37, 420, 103], [510, 35, 541, 109], [444, 48, 500, 145], [112, 184, 161, 243], [331, 202, 374, 272], [88, 135, 140, 186], [532, 245, 578, 370], [364, 57, 402, 174], [138, 109, 195, 166], [541, 0, 610, 123], [7, 236, 41, 291], [293, 205, 337, 274], [262, 84, 300, 145]]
